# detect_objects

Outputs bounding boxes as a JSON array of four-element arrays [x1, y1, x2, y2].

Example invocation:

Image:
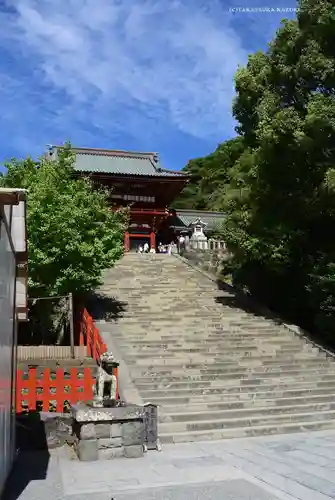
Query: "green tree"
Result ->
[[176, 0, 335, 343], [1, 145, 127, 298], [221, 0, 335, 341], [173, 137, 245, 210]]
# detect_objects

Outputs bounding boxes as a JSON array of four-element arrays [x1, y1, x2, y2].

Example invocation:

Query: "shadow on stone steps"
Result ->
[[84, 292, 128, 322]]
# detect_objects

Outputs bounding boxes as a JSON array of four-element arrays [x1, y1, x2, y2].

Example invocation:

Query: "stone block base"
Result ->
[[71, 404, 145, 461]]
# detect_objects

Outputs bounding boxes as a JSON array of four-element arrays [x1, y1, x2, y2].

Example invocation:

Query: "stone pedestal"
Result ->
[[71, 403, 145, 461], [143, 403, 160, 451]]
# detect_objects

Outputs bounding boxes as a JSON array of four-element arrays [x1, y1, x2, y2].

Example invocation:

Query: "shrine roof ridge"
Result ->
[[48, 145, 188, 178], [174, 209, 226, 216], [169, 209, 226, 231], [66, 146, 159, 158]]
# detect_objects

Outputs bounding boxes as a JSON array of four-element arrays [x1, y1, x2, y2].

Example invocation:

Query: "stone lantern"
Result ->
[[190, 217, 208, 250]]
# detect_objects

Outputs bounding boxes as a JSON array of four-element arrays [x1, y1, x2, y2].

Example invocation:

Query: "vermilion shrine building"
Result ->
[[47, 146, 225, 251]]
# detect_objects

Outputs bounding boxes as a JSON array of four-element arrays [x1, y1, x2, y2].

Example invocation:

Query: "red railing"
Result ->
[[15, 309, 114, 413], [79, 308, 107, 362], [79, 308, 119, 399], [16, 367, 94, 413]]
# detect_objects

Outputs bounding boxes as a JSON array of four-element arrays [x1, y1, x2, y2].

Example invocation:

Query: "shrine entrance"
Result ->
[[124, 208, 171, 252], [125, 227, 155, 252], [128, 236, 150, 252], [52, 146, 188, 251]]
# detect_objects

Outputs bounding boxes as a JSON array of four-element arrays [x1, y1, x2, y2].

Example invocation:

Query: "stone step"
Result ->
[[123, 343, 315, 358], [112, 316, 283, 324], [115, 330, 299, 341], [117, 337, 301, 345], [129, 355, 327, 373], [159, 419, 335, 443], [158, 393, 335, 413], [145, 384, 335, 406], [115, 323, 297, 333], [158, 409, 335, 434], [139, 378, 335, 399], [122, 351, 316, 363], [136, 358, 334, 378], [116, 333, 297, 341], [114, 334, 299, 344], [119, 343, 312, 356], [138, 375, 335, 392], [113, 329, 295, 338], [159, 401, 335, 423], [129, 352, 320, 366], [118, 314, 235, 320], [100, 254, 335, 443], [135, 368, 335, 389], [118, 336, 306, 352]]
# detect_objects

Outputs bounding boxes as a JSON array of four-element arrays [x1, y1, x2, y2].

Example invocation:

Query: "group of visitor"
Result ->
[[136, 234, 186, 255], [157, 242, 175, 254], [137, 242, 155, 253]]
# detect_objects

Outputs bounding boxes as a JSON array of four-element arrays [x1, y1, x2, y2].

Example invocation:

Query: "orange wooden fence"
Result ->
[[16, 309, 112, 413], [79, 308, 119, 399], [79, 308, 107, 361], [16, 367, 95, 413]]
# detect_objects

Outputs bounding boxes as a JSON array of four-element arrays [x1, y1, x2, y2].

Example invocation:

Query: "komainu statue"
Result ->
[[92, 351, 119, 407]]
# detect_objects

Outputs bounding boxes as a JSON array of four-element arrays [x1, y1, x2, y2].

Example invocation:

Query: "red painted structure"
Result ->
[[16, 366, 95, 413], [16, 309, 118, 413], [79, 308, 107, 362], [47, 146, 189, 251]]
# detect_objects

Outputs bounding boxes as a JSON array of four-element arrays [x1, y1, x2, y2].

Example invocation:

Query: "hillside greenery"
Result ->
[[174, 0, 335, 344]]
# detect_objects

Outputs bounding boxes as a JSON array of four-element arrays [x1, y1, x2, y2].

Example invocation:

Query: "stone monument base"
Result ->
[[71, 403, 145, 461]]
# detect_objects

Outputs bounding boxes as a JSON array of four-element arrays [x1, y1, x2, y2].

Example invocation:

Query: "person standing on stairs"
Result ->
[[178, 234, 185, 253]]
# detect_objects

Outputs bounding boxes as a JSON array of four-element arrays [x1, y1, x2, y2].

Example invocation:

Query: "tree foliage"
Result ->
[[176, 0, 335, 343], [1, 145, 127, 298], [172, 137, 245, 210]]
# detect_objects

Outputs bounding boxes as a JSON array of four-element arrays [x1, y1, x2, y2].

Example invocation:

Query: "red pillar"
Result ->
[[150, 231, 156, 249], [124, 231, 130, 252]]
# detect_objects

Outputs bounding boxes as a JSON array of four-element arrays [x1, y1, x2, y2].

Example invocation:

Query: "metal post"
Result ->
[[69, 293, 75, 359]]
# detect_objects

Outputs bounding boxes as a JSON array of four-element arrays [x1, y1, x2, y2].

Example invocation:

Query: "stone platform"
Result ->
[[72, 404, 145, 461]]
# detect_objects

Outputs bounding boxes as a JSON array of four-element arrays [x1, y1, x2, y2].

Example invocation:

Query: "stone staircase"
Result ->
[[97, 253, 335, 443]]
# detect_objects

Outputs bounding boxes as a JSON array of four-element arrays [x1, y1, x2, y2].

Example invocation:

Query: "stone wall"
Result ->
[[17, 402, 158, 461], [182, 248, 228, 278], [72, 404, 146, 461]]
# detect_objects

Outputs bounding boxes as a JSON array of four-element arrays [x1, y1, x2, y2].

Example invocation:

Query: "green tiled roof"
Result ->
[[49, 146, 187, 178], [170, 209, 226, 231]]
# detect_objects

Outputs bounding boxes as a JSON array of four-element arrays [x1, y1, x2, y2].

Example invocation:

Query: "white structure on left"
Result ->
[[0, 188, 27, 496]]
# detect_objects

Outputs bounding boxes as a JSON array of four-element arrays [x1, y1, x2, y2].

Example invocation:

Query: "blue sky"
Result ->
[[0, 0, 298, 171]]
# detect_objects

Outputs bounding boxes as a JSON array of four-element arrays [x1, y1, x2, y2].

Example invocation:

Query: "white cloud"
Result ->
[[4, 0, 249, 140]]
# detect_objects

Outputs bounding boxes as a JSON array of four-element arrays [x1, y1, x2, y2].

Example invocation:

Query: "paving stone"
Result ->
[[295, 444, 335, 461], [170, 456, 225, 468], [111, 479, 285, 500], [208, 448, 331, 500], [283, 450, 332, 468], [234, 447, 335, 496]]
